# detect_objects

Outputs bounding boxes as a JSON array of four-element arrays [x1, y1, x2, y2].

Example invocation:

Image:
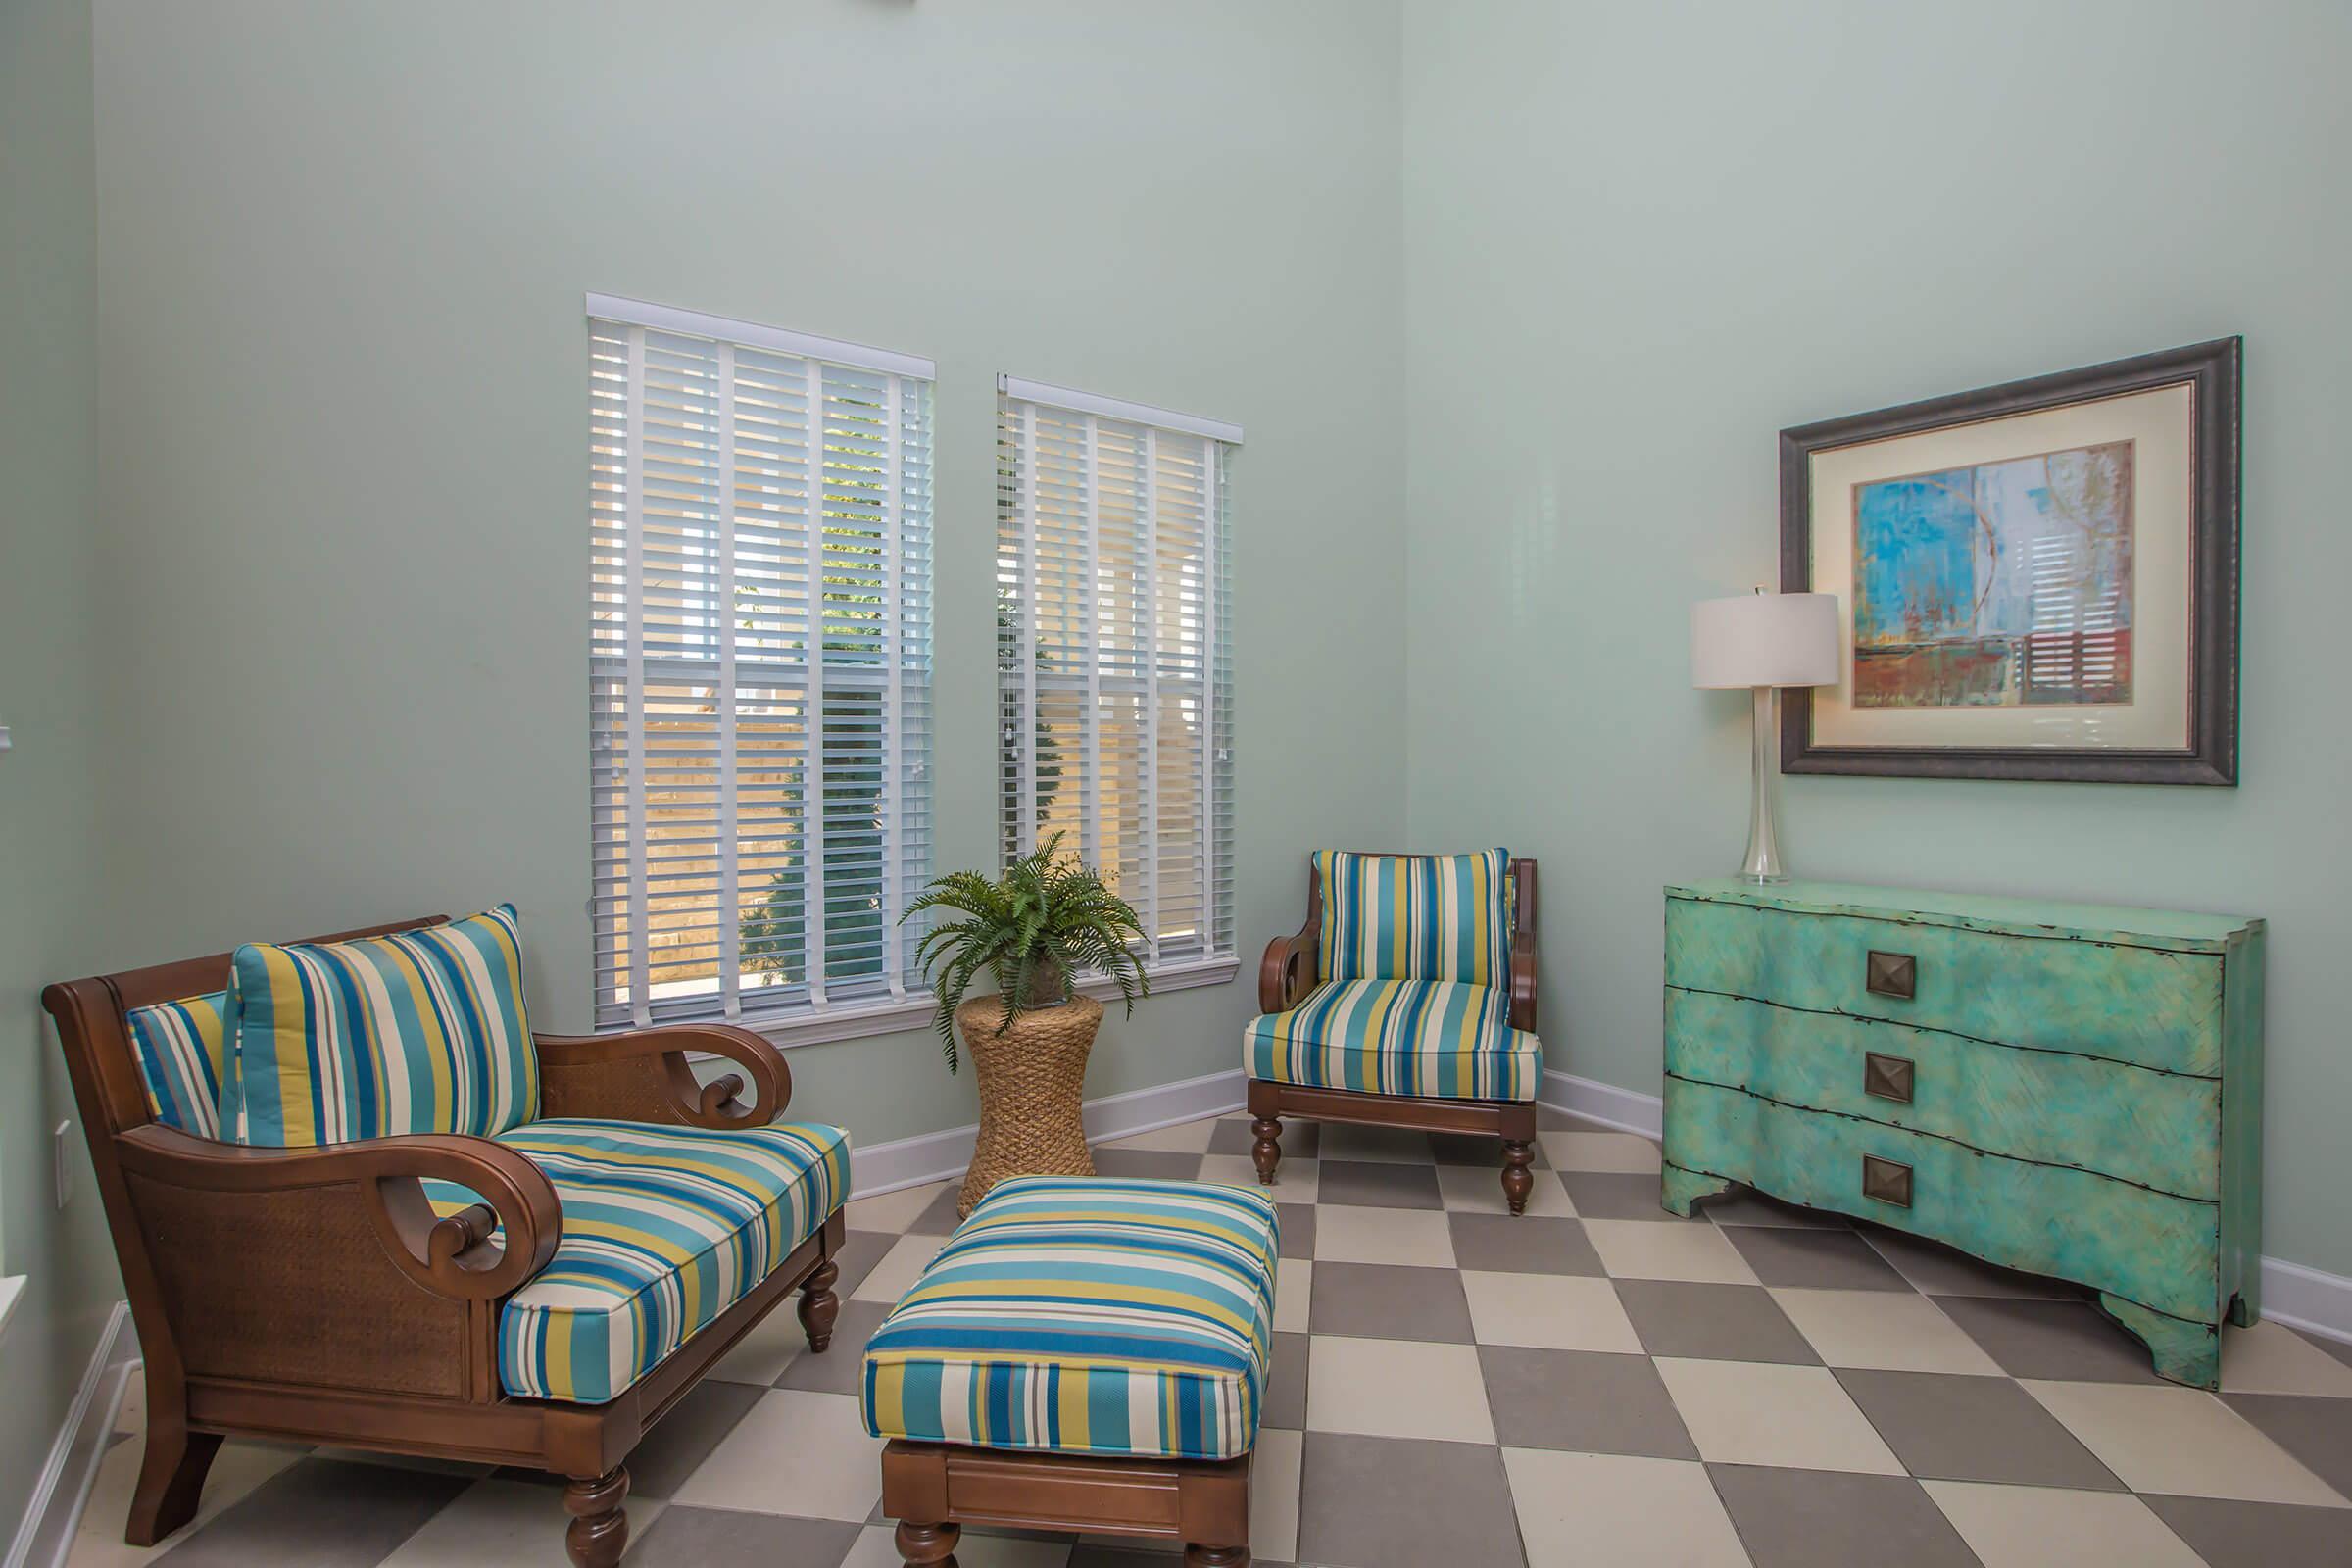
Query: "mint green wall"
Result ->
[[1400, 0, 2352, 1276], [0, 0, 122, 1531], [87, 1, 1406, 1147]]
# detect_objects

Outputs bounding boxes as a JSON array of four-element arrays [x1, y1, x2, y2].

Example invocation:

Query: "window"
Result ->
[[996, 376, 1237, 979], [590, 295, 934, 1034]]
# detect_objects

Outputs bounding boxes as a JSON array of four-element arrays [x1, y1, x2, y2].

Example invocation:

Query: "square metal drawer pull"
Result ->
[[1862, 1154, 1913, 1207], [1863, 1052, 1916, 1103], [1865, 950, 1917, 1000]]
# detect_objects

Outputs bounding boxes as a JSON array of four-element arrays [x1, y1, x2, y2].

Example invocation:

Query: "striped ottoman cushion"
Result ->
[[861, 1177, 1279, 1461]]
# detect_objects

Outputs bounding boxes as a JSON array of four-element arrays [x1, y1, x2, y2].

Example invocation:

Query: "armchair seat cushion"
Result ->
[[429, 1117, 849, 1404], [1245, 978, 1541, 1102]]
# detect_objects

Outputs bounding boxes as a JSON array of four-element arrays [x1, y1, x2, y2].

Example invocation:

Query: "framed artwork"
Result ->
[[1779, 338, 2241, 784]]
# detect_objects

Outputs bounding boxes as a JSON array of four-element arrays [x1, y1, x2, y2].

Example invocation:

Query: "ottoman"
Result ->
[[862, 1176, 1280, 1567]]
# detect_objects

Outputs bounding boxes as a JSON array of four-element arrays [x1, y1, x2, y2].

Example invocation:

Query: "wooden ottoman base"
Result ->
[[881, 1439, 1251, 1566]]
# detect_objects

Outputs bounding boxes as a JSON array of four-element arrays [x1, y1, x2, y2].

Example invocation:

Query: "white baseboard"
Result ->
[[850, 1067, 1248, 1198], [1536, 1070, 2352, 1348], [1541, 1069, 1663, 1138], [5, 1300, 138, 1568]]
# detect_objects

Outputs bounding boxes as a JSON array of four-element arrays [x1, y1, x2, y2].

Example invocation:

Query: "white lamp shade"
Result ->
[[1691, 591, 1840, 689]]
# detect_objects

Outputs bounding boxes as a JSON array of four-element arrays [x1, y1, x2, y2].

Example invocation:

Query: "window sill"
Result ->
[[654, 954, 1243, 1054]]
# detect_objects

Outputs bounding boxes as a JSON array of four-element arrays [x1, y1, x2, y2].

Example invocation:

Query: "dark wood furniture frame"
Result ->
[[883, 1439, 1250, 1566], [1779, 335, 2242, 784], [1249, 856, 1541, 1213], [43, 918, 845, 1568]]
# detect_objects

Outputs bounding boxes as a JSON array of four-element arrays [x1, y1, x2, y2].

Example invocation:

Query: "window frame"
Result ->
[[994, 375, 1241, 992], [587, 293, 938, 1044]]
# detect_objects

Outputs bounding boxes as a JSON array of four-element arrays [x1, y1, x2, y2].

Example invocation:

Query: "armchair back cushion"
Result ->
[[224, 904, 539, 1147], [1316, 849, 1511, 989], [125, 991, 230, 1138]]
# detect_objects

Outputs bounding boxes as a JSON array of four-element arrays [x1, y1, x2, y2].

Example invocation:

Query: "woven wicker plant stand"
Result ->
[[956, 993, 1102, 1218]]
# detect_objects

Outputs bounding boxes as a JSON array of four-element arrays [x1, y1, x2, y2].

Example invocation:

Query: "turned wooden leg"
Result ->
[[1500, 1140, 1536, 1216], [1185, 1544, 1250, 1566], [563, 1466, 629, 1568], [126, 1422, 220, 1546], [895, 1519, 961, 1565], [1250, 1115, 1283, 1185], [799, 1255, 842, 1352]]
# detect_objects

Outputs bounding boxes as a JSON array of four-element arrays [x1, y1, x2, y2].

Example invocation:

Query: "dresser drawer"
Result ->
[[1663, 1078, 2221, 1321], [1665, 990, 2221, 1199], [1665, 896, 2225, 1076]]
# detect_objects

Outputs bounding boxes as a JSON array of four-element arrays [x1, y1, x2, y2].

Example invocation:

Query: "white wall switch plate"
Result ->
[[55, 1120, 74, 1209]]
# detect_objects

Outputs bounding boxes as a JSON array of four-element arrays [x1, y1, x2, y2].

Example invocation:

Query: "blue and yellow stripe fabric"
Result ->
[[425, 1117, 850, 1404], [861, 1177, 1278, 1462], [223, 906, 539, 1147], [1316, 849, 1511, 989], [125, 992, 230, 1139], [1245, 976, 1541, 1102]]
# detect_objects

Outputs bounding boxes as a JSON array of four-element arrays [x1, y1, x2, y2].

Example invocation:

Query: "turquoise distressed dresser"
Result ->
[[1661, 879, 2264, 1389]]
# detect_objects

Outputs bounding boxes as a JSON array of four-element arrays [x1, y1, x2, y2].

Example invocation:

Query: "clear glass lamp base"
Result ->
[[1737, 686, 1791, 884]]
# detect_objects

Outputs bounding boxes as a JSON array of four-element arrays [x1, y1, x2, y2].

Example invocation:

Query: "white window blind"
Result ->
[[996, 378, 1237, 975], [590, 296, 934, 1032]]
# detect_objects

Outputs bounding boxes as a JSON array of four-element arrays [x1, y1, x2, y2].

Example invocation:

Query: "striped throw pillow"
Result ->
[[223, 905, 539, 1148], [1314, 849, 1512, 989], [125, 991, 230, 1139]]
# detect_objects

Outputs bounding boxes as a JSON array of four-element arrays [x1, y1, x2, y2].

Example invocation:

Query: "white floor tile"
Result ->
[[2023, 1380, 2350, 1506], [1770, 1287, 2004, 1375], [1584, 1218, 1760, 1284], [672, 1389, 885, 1521], [1461, 1270, 1643, 1352], [1306, 1336, 1494, 1443], [1504, 1448, 1748, 1568], [1653, 1357, 1902, 1474], [1313, 1204, 1455, 1267], [851, 1233, 947, 1303], [1924, 1480, 2203, 1567]]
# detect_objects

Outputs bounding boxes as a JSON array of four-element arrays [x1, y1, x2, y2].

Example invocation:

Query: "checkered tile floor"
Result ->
[[73, 1107, 2352, 1567]]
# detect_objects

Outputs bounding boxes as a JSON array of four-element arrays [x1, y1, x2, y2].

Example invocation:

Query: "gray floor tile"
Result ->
[[1309, 1261, 1474, 1343], [830, 1228, 902, 1296], [1272, 1201, 1316, 1262], [2222, 1393, 2352, 1502], [1936, 1296, 2165, 1383], [626, 1505, 863, 1565], [1088, 1148, 1205, 1180], [1614, 1278, 1820, 1364], [1297, 1433, 1524, 1568], [1318, 1158, 1444, 1210], [1210, 1115, 1320, 1159], [906, 1184, 965, 1235], [1317, 1124, 1438, 1164], [1265, 1331, 1309, 1429], [1560, 1170, 1695, 1221], [1698, 1186, 1848, 1229], [1535, 1104, 1584, 1129], [775, 1299, 893, 1395], [1429, 1131, 1545, 1167], [1725, 1227, 1914, 1291], [2293, 1325, 2352, 1372], [1446, 1212, 1603, 1276], [1706, 1464, 1979, 1568], [151, 1458, 470, 1566], [2139, 1494, 2352, 1568], [1856, 1224, 2075, 1299], [628, 1378, 766, 1497], [1478, 1346, 1697, 1457], [1837, 1367, 2124, 1489]]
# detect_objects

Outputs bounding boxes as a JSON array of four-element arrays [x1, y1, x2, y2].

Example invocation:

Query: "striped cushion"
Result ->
[[1316, 849, 1511, 988], [125, 992, 230, 1138], [861, 1177, 1278, 1461], [427, 1117, 850, 1404], [223, 906, 538, 1147], [1245, 977, 1541, 1102]]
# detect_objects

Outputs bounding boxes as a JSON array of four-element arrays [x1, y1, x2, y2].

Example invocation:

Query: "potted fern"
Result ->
[[902, 834, 1150, 1214]]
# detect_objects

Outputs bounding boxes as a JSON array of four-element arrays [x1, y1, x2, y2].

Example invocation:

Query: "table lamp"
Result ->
[[1691, 587, 1840, 884]]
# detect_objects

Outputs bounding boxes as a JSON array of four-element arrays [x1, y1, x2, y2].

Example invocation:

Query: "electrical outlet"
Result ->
[[55, 1121, 73, 1209]]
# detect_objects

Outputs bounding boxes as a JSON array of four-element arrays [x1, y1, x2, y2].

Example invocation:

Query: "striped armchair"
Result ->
[[44, 912, 849, 1568], [1244, 850, 1543, 1212]]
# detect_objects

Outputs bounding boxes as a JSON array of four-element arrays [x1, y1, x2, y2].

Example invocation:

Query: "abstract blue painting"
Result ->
[[1851, 441, 2134, 708]]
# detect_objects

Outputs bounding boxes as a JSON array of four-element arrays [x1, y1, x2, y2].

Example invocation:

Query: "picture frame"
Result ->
[[1779, 337, 2241, 784]]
